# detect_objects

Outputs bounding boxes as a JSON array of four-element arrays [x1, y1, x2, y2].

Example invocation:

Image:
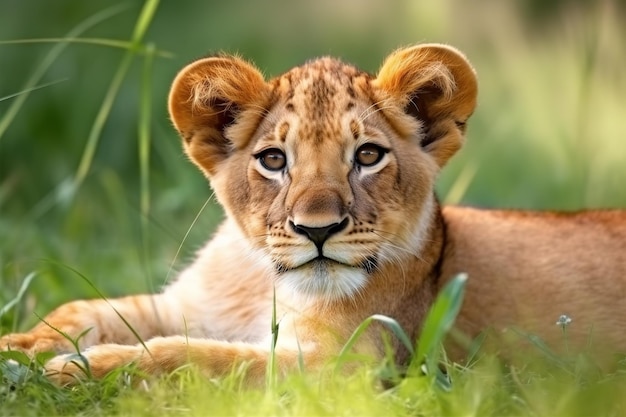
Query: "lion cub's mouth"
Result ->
[[276, 255, 378, 275], [273, 254, 379, 299]]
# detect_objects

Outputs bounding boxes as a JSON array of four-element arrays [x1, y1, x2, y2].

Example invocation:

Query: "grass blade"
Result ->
[[0, 4, 129, 142], [335, 314, 413, 372], [415, 273, 467, 376], [138, 43, 155, 288], [0, 38, 172, 57], [0, 272, 37, 319], [131, 0, 160, 43], [43, 260, 151, 357], [266, 286, 279, 389], [163, 196, 213, 287], [74, 0, 160, 192], [0, 79, 68, 103]]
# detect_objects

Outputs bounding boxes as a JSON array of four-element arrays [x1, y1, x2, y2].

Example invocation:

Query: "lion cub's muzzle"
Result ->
[[290, 217, 349, 254], [272, 188, 378, 298]]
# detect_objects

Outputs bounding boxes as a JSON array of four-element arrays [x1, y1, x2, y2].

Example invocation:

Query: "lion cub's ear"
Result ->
[[168, 55, 270, 176], [374, 44, 477, 167]]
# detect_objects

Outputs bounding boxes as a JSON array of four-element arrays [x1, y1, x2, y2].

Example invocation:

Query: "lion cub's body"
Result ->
[[442, 207, 626, 358], [2, 44, 625, 385]]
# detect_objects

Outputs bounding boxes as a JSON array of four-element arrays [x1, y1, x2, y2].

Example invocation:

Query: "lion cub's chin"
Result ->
[[277, 259, 368, 302]]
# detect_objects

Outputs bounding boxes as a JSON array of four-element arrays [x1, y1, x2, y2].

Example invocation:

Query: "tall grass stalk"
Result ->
[[74, 0, 160, 192], [7, 2, 169, 220], [0, 4, 129, 142], [138, 42, 156, 289], [266, 287, 279, 389]]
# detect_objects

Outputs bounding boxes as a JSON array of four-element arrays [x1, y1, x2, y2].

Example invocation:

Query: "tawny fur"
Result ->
[[1, 44, 625, 386]]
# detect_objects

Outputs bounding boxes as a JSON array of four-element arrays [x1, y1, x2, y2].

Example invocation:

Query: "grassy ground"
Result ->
[[1, 0, 625, 415]]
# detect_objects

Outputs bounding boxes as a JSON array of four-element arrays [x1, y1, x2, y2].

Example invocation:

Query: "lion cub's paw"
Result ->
[[0, 332, 74, 357], [44, 344, 144, 386]]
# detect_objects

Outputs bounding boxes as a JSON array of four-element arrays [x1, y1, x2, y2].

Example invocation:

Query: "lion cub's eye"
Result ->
[[355, 144, 387, 167], [256, 148, 287, 171]]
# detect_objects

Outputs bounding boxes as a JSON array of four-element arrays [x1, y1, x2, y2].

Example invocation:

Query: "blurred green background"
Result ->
[[1, 0, 625, 329]]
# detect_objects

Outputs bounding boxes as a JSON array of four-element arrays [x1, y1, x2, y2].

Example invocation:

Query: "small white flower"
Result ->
[[556, 314, 572, 327]]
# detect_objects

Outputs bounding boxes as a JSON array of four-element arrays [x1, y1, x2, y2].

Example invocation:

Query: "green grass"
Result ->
[[1, 0, 626, 415], [4, 276, 624, 416]]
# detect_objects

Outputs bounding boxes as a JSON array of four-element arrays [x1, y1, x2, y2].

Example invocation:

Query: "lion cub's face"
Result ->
[[168, 45, 477, 301], [245, 59, 438, 299]]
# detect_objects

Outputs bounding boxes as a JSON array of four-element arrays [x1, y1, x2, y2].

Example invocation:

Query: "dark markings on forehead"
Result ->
[[270, 58, 372, 145], [278, 57, 367, 97], [308, 77, 337, 120], [278, 122, 290, 142], [350, 119, 361, 140]]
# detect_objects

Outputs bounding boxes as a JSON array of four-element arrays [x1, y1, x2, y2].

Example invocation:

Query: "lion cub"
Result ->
[[2, 44, 625, 385]]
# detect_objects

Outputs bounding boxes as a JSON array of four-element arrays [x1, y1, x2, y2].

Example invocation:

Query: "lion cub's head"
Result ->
[[168, 44, 477, 301]]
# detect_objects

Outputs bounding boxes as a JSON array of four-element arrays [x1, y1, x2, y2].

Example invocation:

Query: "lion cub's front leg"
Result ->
[[43, 336, 297, 386], [0, 294, 173, 356], [43, 317, 330, 386]]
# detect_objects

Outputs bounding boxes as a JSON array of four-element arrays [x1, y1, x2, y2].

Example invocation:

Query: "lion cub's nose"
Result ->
[[290, 218, 349, 251]]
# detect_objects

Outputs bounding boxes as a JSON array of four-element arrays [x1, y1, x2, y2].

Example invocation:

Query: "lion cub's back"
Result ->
[[440, 206, 626, 356]]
